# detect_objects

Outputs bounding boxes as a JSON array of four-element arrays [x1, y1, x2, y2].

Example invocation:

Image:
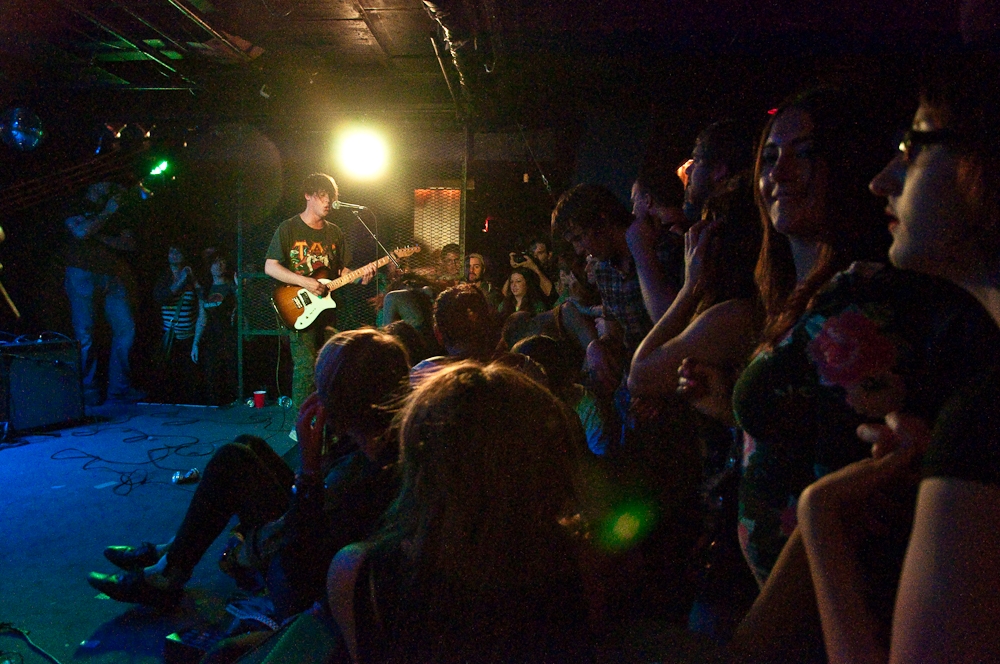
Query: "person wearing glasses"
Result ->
[[718, 88, 1000, 662], [796, 56, 1000, 664]]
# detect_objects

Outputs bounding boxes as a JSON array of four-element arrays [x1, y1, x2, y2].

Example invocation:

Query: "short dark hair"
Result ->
[[551, 183, 632, 239], [433, 284, 494, 354], [634, 155, 685, 208], [441, 243, 460, 257], [697, 119, 753, 176], [302, 173, 338, 198], [528, 238, 551, 254]]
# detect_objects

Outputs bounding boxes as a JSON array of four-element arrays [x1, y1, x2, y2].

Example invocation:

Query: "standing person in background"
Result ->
[[153, 245, 200, 404], [265, 173, 370, 430], [63, 180, 146, 406], [674, 120, 754, 228], [192, 252, 237, 406], [551, 183, 684, 396]]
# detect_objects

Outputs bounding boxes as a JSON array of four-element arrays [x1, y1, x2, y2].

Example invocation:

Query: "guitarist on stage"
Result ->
[[265, 173, 372, 430]]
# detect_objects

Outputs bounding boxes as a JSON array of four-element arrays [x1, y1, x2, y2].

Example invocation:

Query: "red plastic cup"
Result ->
[[253, 390, 266, 408]]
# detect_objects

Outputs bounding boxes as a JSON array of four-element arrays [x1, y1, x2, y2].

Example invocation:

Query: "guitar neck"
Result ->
[[326, 255, 393, 291]]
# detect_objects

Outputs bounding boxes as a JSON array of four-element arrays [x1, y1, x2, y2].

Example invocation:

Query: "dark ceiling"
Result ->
[[1, 0, 973, 128]]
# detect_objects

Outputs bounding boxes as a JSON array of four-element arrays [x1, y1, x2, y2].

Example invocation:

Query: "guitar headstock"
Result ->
[[391, 245, 421, 259]]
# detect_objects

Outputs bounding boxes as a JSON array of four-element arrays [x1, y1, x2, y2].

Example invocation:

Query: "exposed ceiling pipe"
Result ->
[[59, 0, 198, 87], [116, 3, 190, 54], [430, 36, 461, 120], [421, 0, 477, 101], [163, 0, 253, 63]]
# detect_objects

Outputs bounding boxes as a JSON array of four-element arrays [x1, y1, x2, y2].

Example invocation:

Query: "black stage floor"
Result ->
[[0, 401, 297, 664]]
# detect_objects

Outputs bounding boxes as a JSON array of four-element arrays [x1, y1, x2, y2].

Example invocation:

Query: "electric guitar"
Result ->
[[271, 246, 420, 330]]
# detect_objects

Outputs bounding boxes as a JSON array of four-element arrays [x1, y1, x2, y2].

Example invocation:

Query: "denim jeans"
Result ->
[[64, 266, 136, 396]]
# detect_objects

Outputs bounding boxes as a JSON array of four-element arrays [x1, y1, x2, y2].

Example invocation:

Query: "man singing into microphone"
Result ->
[[265, 173, 361, 434]]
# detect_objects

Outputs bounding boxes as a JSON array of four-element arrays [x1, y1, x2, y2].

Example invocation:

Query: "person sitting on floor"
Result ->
[[88, 329, 410, 617], [408, 283, 499, 385], [327, 361, 593, 663]]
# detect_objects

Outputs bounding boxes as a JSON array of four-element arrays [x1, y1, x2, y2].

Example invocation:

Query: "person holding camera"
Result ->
[[505, 238, 558, 307]]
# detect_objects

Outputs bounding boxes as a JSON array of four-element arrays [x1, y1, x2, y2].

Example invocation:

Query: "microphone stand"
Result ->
[[351, 209, 399, 270]]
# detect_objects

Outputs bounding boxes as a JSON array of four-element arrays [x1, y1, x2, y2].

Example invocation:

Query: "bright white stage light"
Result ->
[[336, 128, 388, 180]]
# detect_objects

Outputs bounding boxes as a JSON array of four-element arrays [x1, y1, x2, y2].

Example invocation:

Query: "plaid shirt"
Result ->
[[592, 231, 684, 353]]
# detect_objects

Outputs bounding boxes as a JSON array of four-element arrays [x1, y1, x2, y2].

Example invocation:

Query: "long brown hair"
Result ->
[[314, 328, 410, 436], [754, 88, 890, 351], [370, 361, 587, 661]]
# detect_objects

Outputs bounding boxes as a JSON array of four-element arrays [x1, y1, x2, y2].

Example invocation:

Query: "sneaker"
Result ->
[[88, 570, 182, 608], [103, 542, 162, 571]]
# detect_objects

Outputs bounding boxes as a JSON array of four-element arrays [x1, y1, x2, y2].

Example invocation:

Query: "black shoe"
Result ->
[[106, 387, 147, 404], [103, 542, 162, 571], [88, 570, 182, 608]]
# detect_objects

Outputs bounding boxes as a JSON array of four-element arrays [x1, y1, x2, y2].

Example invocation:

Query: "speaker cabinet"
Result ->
[[0, 340, 84, 433]]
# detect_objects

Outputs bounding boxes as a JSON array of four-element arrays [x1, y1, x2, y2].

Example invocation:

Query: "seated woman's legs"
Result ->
[[164, 435, 294, 583], [89, 435, 294, 605]]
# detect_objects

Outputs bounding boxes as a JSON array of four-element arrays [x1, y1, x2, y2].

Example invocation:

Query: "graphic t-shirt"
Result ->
[[200, 282, 236, 342], [265, 215, 348, 277]]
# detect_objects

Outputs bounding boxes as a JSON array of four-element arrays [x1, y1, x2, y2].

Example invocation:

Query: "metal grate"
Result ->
[[235, 118, 468, 396]]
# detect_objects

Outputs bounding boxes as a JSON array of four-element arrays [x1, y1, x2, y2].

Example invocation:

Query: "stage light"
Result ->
[[336, 128, 388, 180], [149, 160, 169, 176]]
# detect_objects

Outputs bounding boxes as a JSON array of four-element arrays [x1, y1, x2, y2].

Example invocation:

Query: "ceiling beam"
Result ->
[[57, 0, 199, 87], [163, 0, 254, 63]]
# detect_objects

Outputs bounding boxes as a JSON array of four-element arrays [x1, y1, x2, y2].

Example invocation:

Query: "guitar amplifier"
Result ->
[[0, 339, 84, 434]]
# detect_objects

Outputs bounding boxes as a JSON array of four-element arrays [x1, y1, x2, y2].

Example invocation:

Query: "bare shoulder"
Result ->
[[891, 477, 1000, 662], [328, 542, 373, 664]]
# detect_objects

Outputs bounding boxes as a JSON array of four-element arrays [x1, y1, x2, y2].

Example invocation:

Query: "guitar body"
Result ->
[[271, 267, 338, 331], [270, 246, 421, 330]]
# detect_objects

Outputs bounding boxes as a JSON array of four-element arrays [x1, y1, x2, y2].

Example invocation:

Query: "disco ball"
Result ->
[[0, 108, 45, 151]]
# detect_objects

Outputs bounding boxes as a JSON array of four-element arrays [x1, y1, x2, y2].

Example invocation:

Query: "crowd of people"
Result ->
[[62, 171, 240, 407], [82, 50, 1000, 663]]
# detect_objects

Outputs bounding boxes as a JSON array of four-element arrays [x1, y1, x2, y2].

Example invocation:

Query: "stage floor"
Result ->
[[0, 401, 297, 664]]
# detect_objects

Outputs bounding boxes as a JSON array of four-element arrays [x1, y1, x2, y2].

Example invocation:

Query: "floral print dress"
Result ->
[[732, 262, 1000, 585]]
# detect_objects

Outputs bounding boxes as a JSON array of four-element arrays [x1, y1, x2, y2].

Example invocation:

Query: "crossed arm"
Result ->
[[797, 414, 1000, 663]]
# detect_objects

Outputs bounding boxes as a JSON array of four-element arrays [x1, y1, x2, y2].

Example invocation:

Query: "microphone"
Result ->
[[331, 200, 367, 210]]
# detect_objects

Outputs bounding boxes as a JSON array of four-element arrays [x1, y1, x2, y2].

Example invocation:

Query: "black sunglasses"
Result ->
[[899, 128, 960, 163]]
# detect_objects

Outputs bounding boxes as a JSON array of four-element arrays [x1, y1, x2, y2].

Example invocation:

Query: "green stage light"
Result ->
[[149, 160, 169, 176]]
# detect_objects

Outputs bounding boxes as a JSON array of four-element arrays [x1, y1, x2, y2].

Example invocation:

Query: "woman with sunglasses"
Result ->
[[796, 56, 1000, 663]]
